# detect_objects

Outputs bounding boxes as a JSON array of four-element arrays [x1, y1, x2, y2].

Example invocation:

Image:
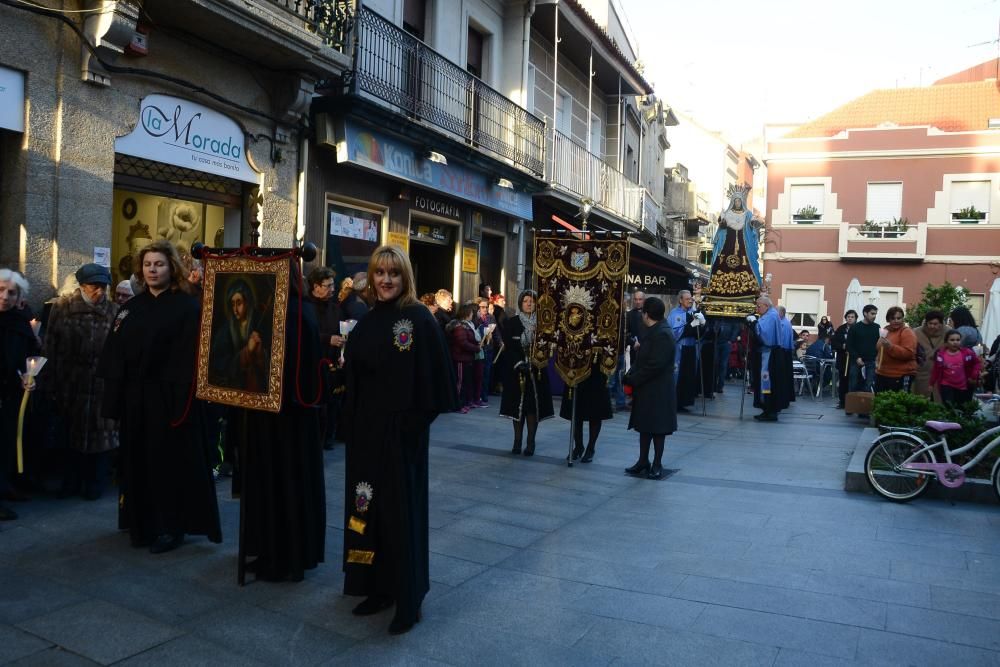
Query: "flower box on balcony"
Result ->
[[792, 205, 820, 224], [951, 206, 987, 224]]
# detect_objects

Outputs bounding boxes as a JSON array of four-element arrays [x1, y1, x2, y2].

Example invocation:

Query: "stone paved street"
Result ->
[[3, 382, 1000, 665]]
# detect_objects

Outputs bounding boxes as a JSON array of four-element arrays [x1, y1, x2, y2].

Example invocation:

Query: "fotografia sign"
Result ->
[[116, 94, 259, 183]]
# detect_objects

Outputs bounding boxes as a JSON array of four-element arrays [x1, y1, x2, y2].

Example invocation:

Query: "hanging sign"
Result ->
[[0, 65, 25, 133], [115, 94, 260, 183]]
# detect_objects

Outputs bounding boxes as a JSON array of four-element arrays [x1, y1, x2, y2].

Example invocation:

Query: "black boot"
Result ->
[[353, 595, 393, 616], [649, 434, 666, 478], [624, 461, 649, 476], [511, 419, 524, 455], [524, 415, 537, 457], [581, 420, 601, 463]]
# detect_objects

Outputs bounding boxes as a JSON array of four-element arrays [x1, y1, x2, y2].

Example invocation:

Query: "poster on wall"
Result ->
[[0, 65, 26, 133], [329, 211, 379, 242], [196, 255, 290, 412], [325, 201, 382, 282]]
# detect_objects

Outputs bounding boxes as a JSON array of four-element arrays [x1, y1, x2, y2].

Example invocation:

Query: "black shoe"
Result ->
[[570, 443, 584, 461], [754, 413, 778, 422], [323, 440, 335, 451], [388, 608, 421, 635], [581, 445, 595, 463], [523, 442, 535, 457], [677, 406, 691, 413], [149, 533, 184, 554], [834, 403, 844, 410], [625, 461, 649, 477], [647, 463, 663, 480], [0, 505, 17, 521], [352, 595, 393, 616], [511, 440, 522, 455]]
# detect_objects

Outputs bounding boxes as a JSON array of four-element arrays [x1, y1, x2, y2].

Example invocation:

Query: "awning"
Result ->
[[626, 238, 696, 294]]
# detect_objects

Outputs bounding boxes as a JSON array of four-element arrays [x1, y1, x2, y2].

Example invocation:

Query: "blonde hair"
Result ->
[[138, 240, 189, 292], [365, 245, 418, 307]]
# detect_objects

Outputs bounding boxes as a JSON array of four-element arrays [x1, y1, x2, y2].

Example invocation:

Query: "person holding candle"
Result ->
[[0, 269, 40, 521], [42, 263, 119, 500], [98, 240, 221, 554]]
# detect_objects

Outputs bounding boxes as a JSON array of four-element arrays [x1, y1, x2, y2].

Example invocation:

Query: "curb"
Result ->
[[845, 427, 997, 504]]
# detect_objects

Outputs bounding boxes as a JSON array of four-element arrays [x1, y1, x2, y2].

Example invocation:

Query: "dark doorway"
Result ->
[[410, 238, 454, 298], [478, 233, 503, 295]]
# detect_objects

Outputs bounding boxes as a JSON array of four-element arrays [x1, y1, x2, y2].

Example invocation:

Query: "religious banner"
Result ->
[[532, 235, 629, 387], [701, 183, 763, 318], [196, 254, 291, 412]]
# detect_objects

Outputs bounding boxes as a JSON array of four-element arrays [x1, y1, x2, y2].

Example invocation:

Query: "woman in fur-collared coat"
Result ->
[[42, 264, 119, 500]]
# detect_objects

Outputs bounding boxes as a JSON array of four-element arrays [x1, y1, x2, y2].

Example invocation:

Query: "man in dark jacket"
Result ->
[[625, 291, 647, 366], [847, 304, 880, 394], [831, 310, 857, 409], [307, 267, 344, 450]]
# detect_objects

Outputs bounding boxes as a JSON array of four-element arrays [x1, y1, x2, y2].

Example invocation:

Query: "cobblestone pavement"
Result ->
[[3, 381, 1000, 665]]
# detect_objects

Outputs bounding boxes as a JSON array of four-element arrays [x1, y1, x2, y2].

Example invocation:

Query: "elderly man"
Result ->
[[751, 296, 791, 422], [668, 290, 704, 413], [434, 289, 454, 330], [114, 280, 134, 305]]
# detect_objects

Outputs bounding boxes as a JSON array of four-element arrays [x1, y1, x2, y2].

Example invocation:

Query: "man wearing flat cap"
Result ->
[[41, 263, 119, 500]]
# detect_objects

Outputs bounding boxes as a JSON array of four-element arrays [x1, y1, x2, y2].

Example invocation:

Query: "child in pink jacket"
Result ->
[[930, 329, 982, 406]]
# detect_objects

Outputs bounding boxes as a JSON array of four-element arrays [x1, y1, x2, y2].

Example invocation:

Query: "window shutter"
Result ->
[[949, 181, 990, 212], [789, 185, 825, 215], [865, 183, 903, 223], [785, 288, 820, 314]]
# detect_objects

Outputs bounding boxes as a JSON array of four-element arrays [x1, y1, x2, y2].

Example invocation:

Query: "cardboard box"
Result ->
[[845, 391, 874, 415]]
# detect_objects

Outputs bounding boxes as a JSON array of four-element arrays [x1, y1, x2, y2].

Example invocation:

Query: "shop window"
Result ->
[[111, 188, 238, 285], [326, 201, 383, 281]]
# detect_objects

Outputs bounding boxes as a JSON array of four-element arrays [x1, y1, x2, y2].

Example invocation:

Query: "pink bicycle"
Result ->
[[864, 395, 1000, 502]]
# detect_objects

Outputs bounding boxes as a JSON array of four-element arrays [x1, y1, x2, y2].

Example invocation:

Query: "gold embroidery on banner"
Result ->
[[348, 516, 367, 535], [347, 549, 375, 565]]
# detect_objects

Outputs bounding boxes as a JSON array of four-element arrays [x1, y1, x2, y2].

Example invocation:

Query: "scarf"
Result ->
[[518, 311, 536, 348]]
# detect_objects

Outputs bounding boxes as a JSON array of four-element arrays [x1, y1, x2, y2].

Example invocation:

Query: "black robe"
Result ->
[[340, 299, 457, 623], [625, 320, 677, 435], [99, 289, 222, 547], [240, 288, 326, 582], [0, 310, 39, 495], [559, 364, 612, 421], [498, 316, 555, 420]]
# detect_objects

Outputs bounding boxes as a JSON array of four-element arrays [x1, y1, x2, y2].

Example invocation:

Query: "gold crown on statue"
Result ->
[[726, 182, 752, 201]]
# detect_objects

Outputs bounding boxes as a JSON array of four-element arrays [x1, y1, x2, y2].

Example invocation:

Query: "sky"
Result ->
[[620, 0, 1000, 143]]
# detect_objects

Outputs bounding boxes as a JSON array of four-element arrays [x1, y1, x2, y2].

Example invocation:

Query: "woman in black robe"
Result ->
[[560, 362, 612, 463], [623, 297, 677, 480], [498, 290, 554, 456], [0, 270, 39, 521], [239, 267, 326, 582], [99, 240, 222, 554], [341, 245, 457, 635]]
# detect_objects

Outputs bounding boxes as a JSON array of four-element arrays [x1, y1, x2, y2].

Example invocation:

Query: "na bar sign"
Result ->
[[115, 94, 260, 183]]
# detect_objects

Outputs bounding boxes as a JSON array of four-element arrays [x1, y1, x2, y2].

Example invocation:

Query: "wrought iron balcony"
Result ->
[[348, 7, 546, 177], [267, 0, 354, 51], [547, 129, 649, 229]]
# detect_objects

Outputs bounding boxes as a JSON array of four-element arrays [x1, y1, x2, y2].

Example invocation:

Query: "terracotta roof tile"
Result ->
[[786, 80, 1000, 138]]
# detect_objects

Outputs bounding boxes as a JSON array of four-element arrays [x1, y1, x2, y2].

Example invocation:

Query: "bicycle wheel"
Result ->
[[864, 437, 935, 502], [992, 460, 1000, 504]]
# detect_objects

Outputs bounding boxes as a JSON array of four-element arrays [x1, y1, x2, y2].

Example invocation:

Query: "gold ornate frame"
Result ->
[[196, 256, 290, 413]]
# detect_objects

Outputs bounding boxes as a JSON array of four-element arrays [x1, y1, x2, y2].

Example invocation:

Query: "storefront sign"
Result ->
[[116, 94, 259, 183], [626, 239, 691, 292], [462, 243, 480, 274], [337, 119, 532, 220], [0, 65, 25, 133], [412, 191, 464, 222], [387, 231, 409, 250]]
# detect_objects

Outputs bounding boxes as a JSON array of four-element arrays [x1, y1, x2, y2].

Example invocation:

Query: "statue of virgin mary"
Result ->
[[700, 183, 762, 317]]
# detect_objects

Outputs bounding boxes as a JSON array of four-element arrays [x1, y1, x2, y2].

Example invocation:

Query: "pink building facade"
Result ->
[[762, 84, 1000, 331]]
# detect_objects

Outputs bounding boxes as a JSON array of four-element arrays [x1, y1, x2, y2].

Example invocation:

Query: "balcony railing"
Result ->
[[349, 7, 545, 177], [267, 0, 354, 50], [547, 130, 647, 228]]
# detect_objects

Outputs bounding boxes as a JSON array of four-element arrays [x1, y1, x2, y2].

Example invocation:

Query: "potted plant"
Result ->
[[860, 217, 908, 238], [793, 205, 820, 224], [952, 205, 987, 223]]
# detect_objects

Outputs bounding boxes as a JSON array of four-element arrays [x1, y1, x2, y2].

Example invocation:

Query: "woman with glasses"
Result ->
[[874, 306, 918, 393]]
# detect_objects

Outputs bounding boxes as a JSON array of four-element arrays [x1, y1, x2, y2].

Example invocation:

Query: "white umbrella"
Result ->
[[982, 277, 1000, 348], [868, 287, 880, 307], [844, 278, 864, 320]]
